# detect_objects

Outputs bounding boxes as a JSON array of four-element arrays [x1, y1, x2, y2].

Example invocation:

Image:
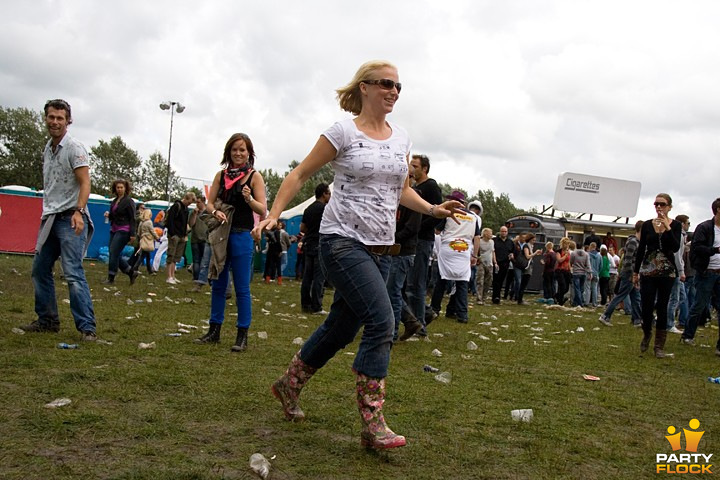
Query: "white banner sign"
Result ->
[[553, 172, 641, 217]]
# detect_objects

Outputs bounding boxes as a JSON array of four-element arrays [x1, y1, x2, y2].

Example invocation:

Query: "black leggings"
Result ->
[[640, 275, 675, 334]]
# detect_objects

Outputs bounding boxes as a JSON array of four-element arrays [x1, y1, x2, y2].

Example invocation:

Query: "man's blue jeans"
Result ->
[[602, 274, 641, 321], [32, 214, 96, 333], [386, 254, 414, 340], [682, 270, 720, 344], [572, 274, 586, 306], [407, 238, 433, 326], [431, 278, 469, 321], [195, 243, 212, 285], [667, 277, 689, 329], [210, 231, 253, 328], [300, 234, 394, 379], [191, 241, 206, 282]]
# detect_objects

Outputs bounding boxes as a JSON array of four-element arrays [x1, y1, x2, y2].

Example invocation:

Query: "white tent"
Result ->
[[279, 183, 333, 220]]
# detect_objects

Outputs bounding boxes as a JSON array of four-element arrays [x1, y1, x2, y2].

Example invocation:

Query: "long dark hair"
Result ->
[[221, 133, 256, 168], [111, 178, 131, 197]]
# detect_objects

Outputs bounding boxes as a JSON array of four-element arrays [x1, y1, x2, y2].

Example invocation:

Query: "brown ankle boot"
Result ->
[[356, 372, 406, 449], [271, 351, 317, 421], [640, 329, 652, 353], [654, 329, 668, 358]]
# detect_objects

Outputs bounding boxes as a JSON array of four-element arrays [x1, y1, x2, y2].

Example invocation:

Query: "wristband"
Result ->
[[428, 205, 436, 217]]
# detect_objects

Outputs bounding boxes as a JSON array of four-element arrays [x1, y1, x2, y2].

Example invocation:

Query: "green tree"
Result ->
[[469, 189, 523, 233], [0, 107, 47, 189], [90, 136, 143, 197], [138, 151, 187, 201]]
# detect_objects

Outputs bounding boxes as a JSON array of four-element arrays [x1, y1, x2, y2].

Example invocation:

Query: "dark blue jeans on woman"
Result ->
[[210, 231, 253, 328], [300, 234, 394, 379], [108, 230, 131, 276]]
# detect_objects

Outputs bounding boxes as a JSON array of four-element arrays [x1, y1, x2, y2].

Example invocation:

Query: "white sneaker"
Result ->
[[166, 278, 177, 285], [312, 309, 329, 315], [173, 277, 182, 284], [598, 315, 612, 327], [668, 326, 682, 334]]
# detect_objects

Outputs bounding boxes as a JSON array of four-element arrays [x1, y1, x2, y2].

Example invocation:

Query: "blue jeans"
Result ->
[[431, 278, 469, 321], [667, 277, 689, 329], [210, 231, 253, 328], [196, 244, 212, 285], [301, 251, 326, 312], [108, 230, 131, 276], [682, 270, 720, 343], [280, 251, 288, 276], [300, 234, 394, 379], [572, 274, 586, 306], [602, 274, 641, 321], [469, 265, 478, 296], [407, 238, 433, 326], [191, 241, 206, 281], [32, 214, 96, 333], [386, 254, 414, 340]]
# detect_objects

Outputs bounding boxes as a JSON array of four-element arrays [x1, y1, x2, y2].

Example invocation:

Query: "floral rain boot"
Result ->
[[271, 351, 317, 421], [355, 372, 406, 449]]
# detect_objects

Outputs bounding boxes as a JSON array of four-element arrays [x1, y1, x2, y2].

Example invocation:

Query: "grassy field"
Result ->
[[1, 254, 718, 480]]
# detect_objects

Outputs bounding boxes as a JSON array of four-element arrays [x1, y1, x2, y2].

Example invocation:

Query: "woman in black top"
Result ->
[[103, 179, 137, 284], [633, 193, 682, 358], [196, 133, 267, 351]]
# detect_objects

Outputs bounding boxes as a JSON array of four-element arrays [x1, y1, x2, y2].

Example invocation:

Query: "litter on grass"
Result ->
[[431, 348, 443, 357], [45, 398, 72, 408], [138, 342, 156, 350], [257, 331, 268, 340], [583, 374, 601, 381]]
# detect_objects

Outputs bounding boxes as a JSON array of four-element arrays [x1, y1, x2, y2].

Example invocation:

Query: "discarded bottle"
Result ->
[[423, 364, 439, 373], [57, 343, 78, 349], [249, 453, 271, 479], [708, 376, 720, 384]]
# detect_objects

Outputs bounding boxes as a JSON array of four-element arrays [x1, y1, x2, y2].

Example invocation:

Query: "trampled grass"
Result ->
[[1, 254, 719, 479]]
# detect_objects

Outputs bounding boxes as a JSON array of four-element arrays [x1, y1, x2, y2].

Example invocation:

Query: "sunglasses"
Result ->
[[362, 79, 402, 93], [653, 202, 669, 207]]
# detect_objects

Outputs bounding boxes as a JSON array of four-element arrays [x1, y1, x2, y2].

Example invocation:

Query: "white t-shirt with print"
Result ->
[[437, 210, 481, 281], [709, 225, 720, 269], [320, 119, 411, 245]]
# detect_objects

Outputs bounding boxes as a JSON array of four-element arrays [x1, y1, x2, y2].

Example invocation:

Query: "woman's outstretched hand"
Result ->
[[252, 217, 277, 242]]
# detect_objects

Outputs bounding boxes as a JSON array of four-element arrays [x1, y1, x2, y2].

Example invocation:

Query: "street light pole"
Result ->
[[159, 101, 185, 204]]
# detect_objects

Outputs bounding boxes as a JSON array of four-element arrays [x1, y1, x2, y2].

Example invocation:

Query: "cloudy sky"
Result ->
[[2, 0, 718, 227]]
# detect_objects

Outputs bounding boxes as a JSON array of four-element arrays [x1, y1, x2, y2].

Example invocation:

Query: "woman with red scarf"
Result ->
[[195, 133, 267, 351]]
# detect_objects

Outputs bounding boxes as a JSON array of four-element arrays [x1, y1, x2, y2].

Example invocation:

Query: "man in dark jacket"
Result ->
[[300, 183, 331, 314], [492, 225, 514, 304], [599, 220, 643, 326], [405, 154, 443, 332], [680, 198, 720, 355], [165, 192, 196, 285]]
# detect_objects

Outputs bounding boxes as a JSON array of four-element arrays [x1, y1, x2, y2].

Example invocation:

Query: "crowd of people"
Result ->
[[17, 66, 720, 452]]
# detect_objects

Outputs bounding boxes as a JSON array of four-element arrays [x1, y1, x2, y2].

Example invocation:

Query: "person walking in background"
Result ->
[[516, 233, 541, 305], [263, 223, 283, 284], [294, 232, 305, 280], [103, 178, 138, 285], [492, 225, 514, 304], [680, 198, 720, 356], [666, 214, 689, 334], [430, 191, 481, 323], [586, 242, 601, 307], [475, 227, 495, 305], [607, 245, 620, 302], [253, 60, 461, 450], [300, 183, 331, 314], [19, 99, 97, 341], [570, 241, 590, 307], [278, 221, 292, 279], [599, 221, 642, 327], [542, 241, 556, 302], [164, 192, 196, 285], [634, 193, 682, 358], [554, 237, 572, 306], [189, 198, 209, 291], [598, 245, 611, 305], [196, 133, 267, 352], [134, 208, 159, 274], [406, 154, 443, 332], [152, 210, 168, 273]]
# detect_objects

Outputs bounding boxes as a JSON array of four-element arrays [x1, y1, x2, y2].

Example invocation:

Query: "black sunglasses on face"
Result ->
[[362, 79, 402, 93], [654, 202, 669, 207]]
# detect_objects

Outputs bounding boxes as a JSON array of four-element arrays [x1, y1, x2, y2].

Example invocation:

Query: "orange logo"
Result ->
[[448, 240, 469, 252], [656, 419, 713, 474]]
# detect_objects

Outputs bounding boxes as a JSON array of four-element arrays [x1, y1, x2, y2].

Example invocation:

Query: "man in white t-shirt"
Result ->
[[429, 191, 481, 324]]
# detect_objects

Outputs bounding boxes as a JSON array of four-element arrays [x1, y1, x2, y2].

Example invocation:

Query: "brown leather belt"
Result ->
[[366, 244, 401, 256], [706, 268, 720, 274]]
